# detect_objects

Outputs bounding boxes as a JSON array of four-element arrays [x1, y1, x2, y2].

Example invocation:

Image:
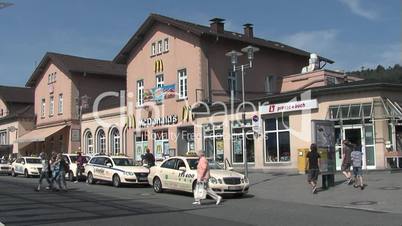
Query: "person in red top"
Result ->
[[193, 150, 222, 205]]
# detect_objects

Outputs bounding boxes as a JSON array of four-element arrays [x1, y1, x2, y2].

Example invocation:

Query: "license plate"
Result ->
[[228, 186, 242, 191], [138, 177, 148, 181]]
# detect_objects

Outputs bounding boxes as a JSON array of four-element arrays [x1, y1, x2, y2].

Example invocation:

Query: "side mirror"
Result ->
[[22, 162, 25, 165], [106, 163, 112, 167], [179, 167, 186, 172]]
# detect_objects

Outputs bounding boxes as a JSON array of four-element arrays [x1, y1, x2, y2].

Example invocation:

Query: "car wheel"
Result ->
[[153, 177, 163, 193], [24, 169, 29, 178], [11, 169, 16, 177], [87, 172, 95, 184], [112, 174, 121, 188], [68, 171, 74, 181]]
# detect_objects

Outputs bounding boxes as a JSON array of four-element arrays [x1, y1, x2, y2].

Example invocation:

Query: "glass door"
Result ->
[[342, 126, 370, 169]]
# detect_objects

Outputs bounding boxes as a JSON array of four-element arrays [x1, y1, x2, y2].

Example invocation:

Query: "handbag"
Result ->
[[194, 181, 207, 200]]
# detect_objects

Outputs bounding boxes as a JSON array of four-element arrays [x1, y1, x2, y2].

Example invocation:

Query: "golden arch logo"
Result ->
[[154, 59, 164, 73], [181, 106, 194, 122], [126, 114, 136, 129]]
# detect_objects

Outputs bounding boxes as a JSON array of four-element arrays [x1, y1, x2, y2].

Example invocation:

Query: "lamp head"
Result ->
[[241, 45, 259, 61], [225, 50, 243, 65]]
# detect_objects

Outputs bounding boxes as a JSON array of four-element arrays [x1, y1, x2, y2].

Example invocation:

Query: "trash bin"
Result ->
[[297, 148, 310, 174]]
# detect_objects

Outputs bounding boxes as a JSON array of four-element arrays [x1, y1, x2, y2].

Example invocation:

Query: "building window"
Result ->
[[156, 74, 164, 88], [49, 96, 54, 116], [265, 75, 274, 93], [178, 69, 188, 99], [58, 94, 63, 114], [110, 128, 121, 155], [48, 72, 57, 84], [96, 129, 106, 154], [203, 123, 224, 163], [153, 130, 168, 160], [135, 132, 148, 161], [157, 40, 163, 54], [164, 38, 169, 52], [41, 98, 46, 118], [264, 116, 290, 162], [137, 80, 144, 107], [151, 43, 156, 56], [84, 131, 94, 155], [231, 120, 255, 163], [228, 71, 236, 94], [0, 130, 7, 145]]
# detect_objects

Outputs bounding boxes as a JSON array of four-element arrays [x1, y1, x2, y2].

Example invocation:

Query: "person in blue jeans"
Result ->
[[351, 146, 364, 190]]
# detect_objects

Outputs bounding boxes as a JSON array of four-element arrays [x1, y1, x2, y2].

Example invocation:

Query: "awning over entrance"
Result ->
[[16, 125, 67, 143]]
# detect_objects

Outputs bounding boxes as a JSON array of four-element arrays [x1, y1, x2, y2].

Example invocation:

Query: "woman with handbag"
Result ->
[[193, 150, 222, 205]]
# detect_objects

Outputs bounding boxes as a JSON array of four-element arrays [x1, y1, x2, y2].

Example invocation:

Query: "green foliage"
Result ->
[[348, 64, 402, 83]]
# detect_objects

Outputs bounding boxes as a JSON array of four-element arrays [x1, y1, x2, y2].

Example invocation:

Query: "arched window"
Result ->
[[110, 128, 120, 155], [96, 129, 106, 154], [84, 131, 93, 155]]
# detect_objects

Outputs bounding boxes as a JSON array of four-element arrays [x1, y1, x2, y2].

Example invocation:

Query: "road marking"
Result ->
[[320, 204, 389, 214]]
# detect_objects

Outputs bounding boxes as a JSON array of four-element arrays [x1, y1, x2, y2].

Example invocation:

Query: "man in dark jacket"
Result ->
[[74, 152, 87, 183], [142, 148, 155, 167], [306, 144, 321, 194], [342, 140, 354, 185]]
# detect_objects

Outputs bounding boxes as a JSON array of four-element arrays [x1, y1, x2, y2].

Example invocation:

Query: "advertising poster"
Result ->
[[233, 138, 242, 155], [312, 120, 336, 175], [144, 84, 176, 103], [216, 139, 224, 155]]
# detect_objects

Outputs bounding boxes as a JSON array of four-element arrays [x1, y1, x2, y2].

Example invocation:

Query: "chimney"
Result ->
[[210, 18, 225, 33], [243, 23, 254, 38]]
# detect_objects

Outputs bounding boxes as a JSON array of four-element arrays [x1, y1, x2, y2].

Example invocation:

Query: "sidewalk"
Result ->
[[248, 171, 402, 214]]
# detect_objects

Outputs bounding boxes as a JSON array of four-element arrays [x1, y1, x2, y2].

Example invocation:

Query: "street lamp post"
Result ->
[[226, 45, 259, 178]]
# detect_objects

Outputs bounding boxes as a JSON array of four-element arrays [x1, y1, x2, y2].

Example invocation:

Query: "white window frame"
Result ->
[[111, 128, 121, 155], [157, 40, 163, 54], [202, 123, 224, 163], [137, 80, 144, 107], [49, 96, 54, 116], [151, 43, 156, 56], [264, 116, 291, 163], [41, 98, 46, 118], [85, 131, 94, 155], [265, 75, 274, 93], [178, 69, 188, 99], [58, 94, 63, 114], [164, 38, 169, 52], [156, 74, 164, 88], [231, 120, 255, 164], [97, 129, 106, 154], [0, 130, 7, 145]]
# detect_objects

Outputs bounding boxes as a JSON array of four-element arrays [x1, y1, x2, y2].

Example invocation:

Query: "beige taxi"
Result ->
[[148, 156, 249, 196], [85, 155, 150, 187]]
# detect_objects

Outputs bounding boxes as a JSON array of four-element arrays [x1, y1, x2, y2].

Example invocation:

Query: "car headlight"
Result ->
[[124, 172, 135, 176], [209, 177, 217, 184]]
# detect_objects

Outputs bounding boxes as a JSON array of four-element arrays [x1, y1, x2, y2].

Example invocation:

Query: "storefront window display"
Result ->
[[264, 116, 290, 163], [231, 120, 255, 163], [135, 132, 148, 161], [203, 123, 224, 163], [153, 130, 169, 160]]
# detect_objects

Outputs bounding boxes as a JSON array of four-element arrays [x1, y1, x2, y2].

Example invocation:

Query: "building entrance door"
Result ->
[[342, 126, 369, 169]]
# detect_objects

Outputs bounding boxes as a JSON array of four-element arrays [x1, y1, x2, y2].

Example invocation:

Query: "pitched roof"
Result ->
[[0, 85, 34, 104], [113, 13, 334, 64], [26, 52, 127, 87]]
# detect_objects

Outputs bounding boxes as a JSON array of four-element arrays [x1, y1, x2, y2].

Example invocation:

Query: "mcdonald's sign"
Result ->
[[181, 106, 194, 122], [154, 59, 164, 73], [126, 114, 136, 129]]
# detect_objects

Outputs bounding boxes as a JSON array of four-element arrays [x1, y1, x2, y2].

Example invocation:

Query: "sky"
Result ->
[[0, 0, 400, 87]]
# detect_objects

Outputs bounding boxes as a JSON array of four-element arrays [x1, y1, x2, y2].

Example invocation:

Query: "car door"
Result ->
[[14, 158, 22, 174], [103, 158, 114, 181], [174, 159, 189, 190], [18, 158, 26, 174], [93, 157, 106, 180], [159, 158, 177, 189]]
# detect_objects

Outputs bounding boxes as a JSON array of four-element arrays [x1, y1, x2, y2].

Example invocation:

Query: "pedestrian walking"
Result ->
[[193, 150, 222, 205], [341, 140, 353, 185], [74, 152, 87, 183], [351, 146, 365, 190], [56, 153, 68, 191], [306, 143, 321, 194], [35, 152, 52, 192], [142, 148, 155, 167], [50, 153, 61, 191]]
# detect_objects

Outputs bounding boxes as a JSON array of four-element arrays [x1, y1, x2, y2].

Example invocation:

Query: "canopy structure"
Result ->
[[16, 125, 67, 143]]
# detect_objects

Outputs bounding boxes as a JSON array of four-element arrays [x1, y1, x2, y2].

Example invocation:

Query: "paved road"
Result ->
[[1, 175, 402, 226]]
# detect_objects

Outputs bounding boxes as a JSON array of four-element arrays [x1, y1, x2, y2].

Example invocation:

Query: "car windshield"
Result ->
[[69, 156, 77, 163], [187, 159, 223, 170], [26, 158, 41, 164], [112, 158, 134, 166]]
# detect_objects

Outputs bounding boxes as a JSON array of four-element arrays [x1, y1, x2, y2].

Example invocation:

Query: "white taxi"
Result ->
[[0, 159, 12, 175], [62, 154, 91, 181], [11, 157, 42, 177], [148, 156, 250, 196], [85, 155, 150, 187]]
